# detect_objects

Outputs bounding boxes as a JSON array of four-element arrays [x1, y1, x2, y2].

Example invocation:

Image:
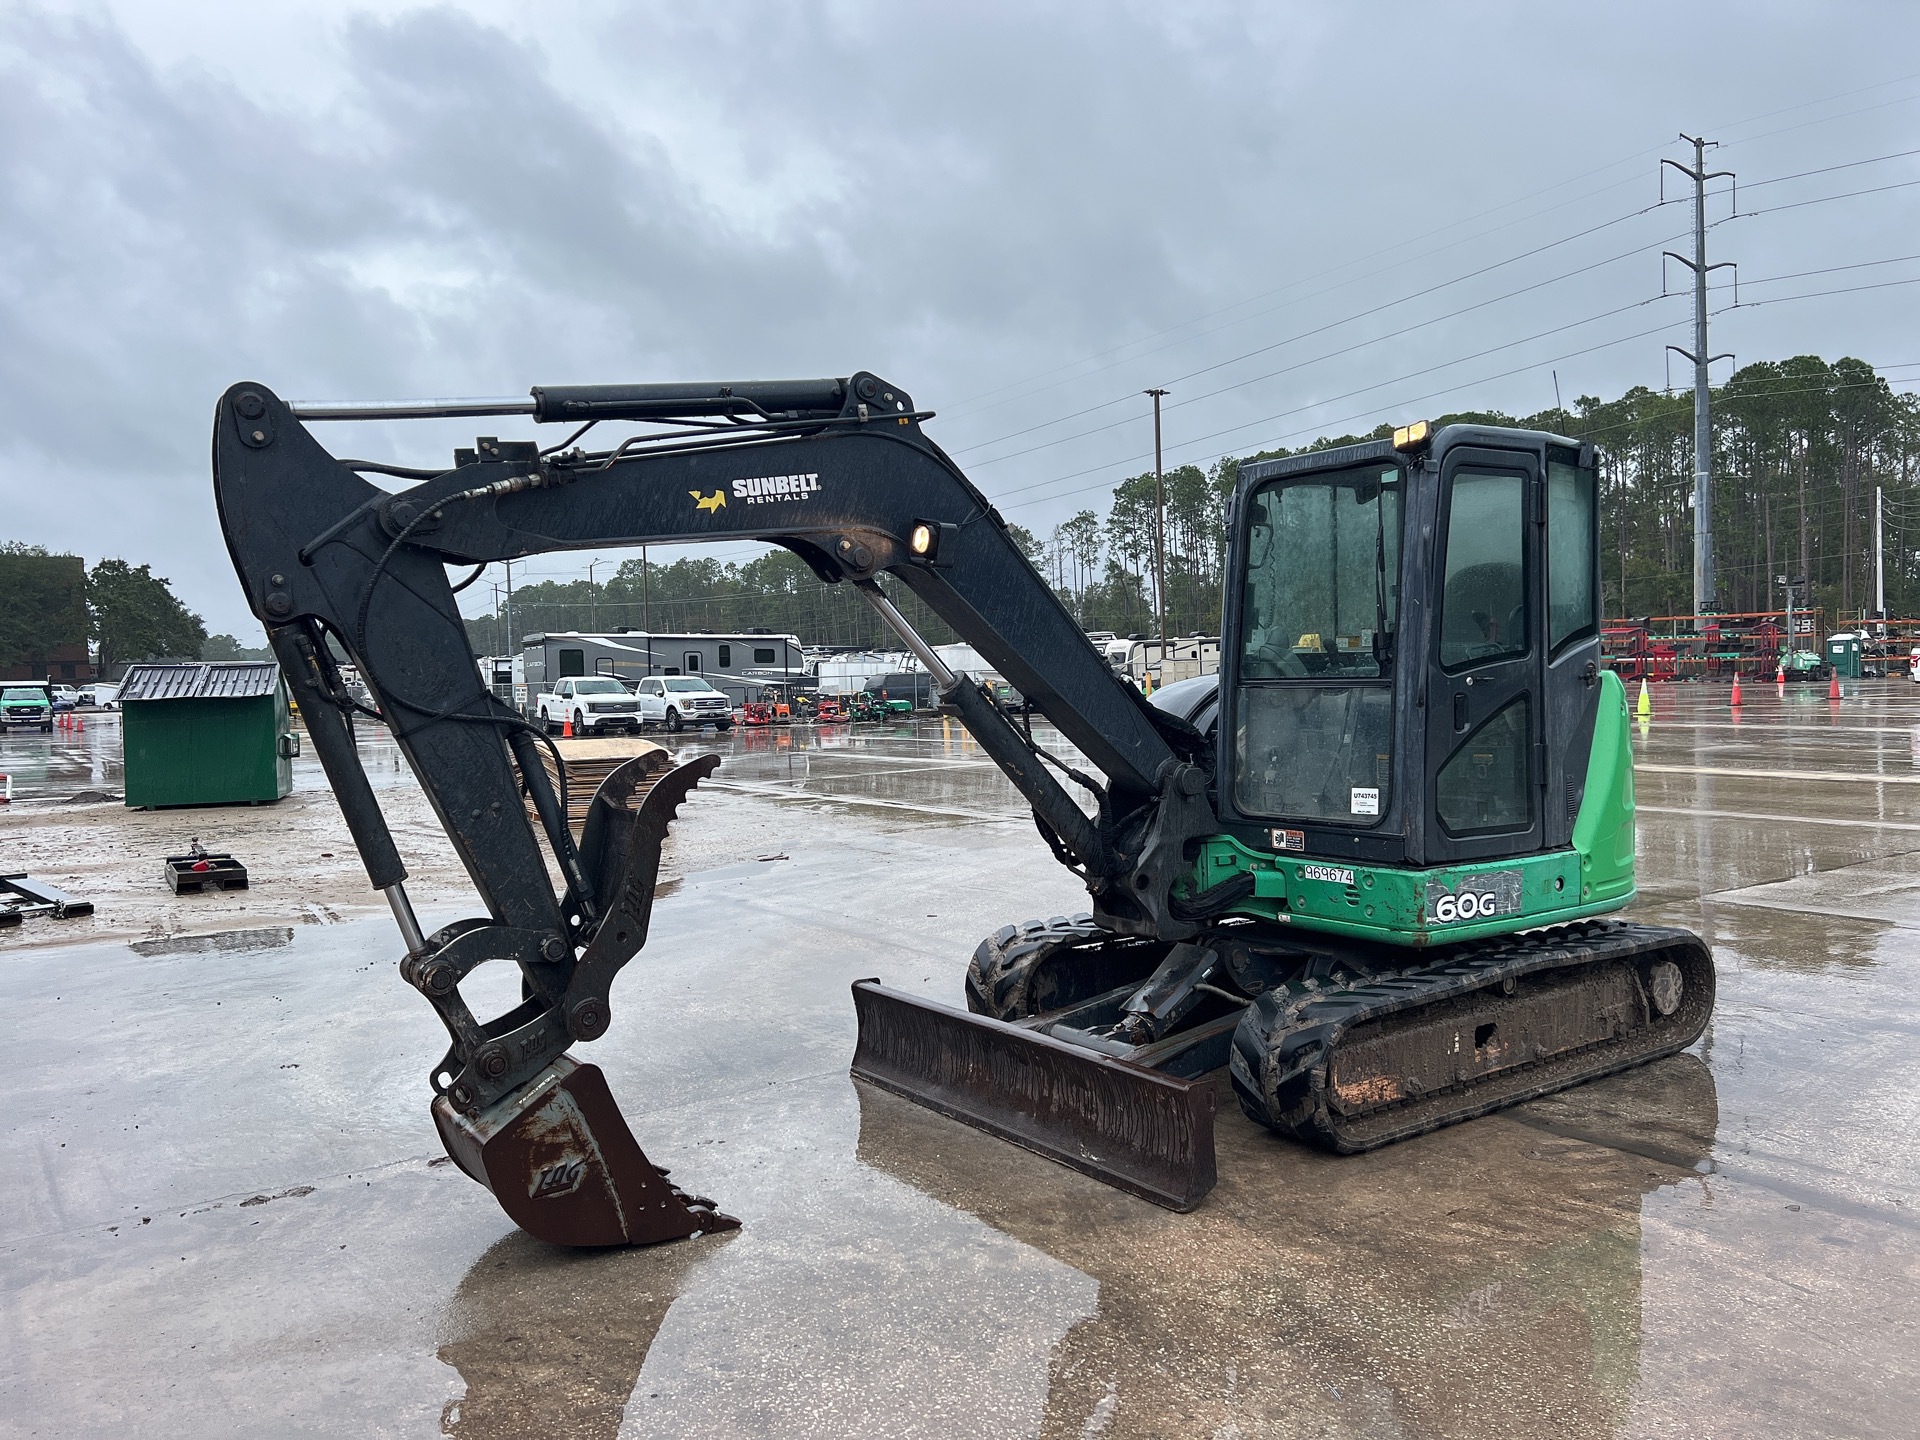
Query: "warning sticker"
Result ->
[[1350, 787, 1380, 816], [1270, 828, 1306, 852]]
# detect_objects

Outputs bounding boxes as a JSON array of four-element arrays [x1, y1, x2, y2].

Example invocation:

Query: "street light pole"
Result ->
[[1145, 388, 1169, 683]]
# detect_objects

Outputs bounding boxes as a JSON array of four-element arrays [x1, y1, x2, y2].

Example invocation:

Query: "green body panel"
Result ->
[[123, 685, 294, 808], [1190, 670, 1638, 947]]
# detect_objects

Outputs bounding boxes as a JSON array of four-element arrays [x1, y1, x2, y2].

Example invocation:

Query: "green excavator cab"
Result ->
[[1198, 424, 1635, 945]]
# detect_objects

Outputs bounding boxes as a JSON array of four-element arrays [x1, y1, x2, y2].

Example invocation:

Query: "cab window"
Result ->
[[1234, 461, 1402, 826], [1547, 460, 1596, 652], [1439, 472, 1527, 670]]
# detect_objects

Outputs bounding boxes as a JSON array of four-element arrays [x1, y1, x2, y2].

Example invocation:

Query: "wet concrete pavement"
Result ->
[[6, 684, 1920, 1436]]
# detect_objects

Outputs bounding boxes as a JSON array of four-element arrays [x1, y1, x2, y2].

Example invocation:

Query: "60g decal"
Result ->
[[1425, 870, 1524, 926], [1431, 891, 1507, 923]]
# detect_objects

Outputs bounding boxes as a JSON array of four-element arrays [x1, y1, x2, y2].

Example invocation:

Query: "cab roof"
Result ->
[[1237, 424, 1587, 487]]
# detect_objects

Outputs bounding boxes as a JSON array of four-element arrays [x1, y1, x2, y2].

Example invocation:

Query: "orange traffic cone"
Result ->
[[562, 714, 573, 737], [1829, 671, 1842, 701], [74, 711, 84, 731], [1730, 675, 1742, 707]]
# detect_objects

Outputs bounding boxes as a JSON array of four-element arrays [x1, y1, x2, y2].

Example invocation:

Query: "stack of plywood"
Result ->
[[519, 735, 671, 842]]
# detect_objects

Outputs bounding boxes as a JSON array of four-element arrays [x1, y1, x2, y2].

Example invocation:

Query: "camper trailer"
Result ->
[[519, 630, 804, 710]]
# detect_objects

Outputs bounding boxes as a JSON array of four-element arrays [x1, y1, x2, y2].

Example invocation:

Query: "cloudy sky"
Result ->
[[5, 0, 1920, 639]]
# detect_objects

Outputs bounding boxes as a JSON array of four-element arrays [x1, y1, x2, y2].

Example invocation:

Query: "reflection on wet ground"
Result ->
[[7, 684, 1920, 1435], [439, 1228, 732, 1440], [855, 1057, 1720, 1438]]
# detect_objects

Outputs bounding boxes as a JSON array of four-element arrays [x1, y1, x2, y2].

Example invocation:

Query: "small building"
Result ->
[[120, 662, 295, 809], [0, 551, 93, 683]]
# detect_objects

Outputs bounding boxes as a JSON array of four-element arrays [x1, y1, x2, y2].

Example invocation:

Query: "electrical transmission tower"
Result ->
[[1662, 134, 1736, 615]]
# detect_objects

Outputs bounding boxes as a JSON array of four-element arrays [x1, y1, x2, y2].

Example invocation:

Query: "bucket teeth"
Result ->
[[435, 1055, 739, 1247]]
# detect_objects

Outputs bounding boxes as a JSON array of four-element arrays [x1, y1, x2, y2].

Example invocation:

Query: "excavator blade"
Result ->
[[434, 1055, 739, 1247], [850, 980, 1216, 1211]]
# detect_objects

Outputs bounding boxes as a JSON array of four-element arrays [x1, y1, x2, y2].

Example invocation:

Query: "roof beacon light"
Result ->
[[1392, 420, 1432, 453]]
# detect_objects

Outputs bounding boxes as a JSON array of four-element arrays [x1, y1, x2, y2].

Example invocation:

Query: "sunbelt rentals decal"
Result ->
[[732, 472, 821, 506]]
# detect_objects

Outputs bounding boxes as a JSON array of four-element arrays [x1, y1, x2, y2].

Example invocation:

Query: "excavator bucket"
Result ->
[[433, 753, 738, 1247], [434, 1056, 738, 1246], [850, 980, 1217, 1211]]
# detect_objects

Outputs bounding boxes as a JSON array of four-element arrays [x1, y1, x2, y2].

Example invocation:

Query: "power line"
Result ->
[[945, 67, 1920, 424], [997, 312, 1695, 514], [961, 146, 1920, 475], [957, 205, 1684, 463], [1724, 273, 1920, 311], [940, 165, 1671, 421], [1734, 174, 1920, 220], [1740, 146, 1920, 191]]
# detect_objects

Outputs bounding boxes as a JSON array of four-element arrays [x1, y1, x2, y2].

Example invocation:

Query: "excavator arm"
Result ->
[[212, 372, 1222, 1242]]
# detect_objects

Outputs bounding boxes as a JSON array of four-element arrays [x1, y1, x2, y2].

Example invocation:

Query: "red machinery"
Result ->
[[1601, 624, 1677, 683]]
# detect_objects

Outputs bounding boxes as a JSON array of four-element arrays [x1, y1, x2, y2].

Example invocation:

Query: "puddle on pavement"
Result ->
[[432, 1077, 1096, 1440], [438, 1228, 734, 1440], [852, 1056, 1720, 1438], [128, 925, 295, 956]]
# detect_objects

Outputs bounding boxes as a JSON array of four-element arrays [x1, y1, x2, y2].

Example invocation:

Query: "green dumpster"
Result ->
[[1825, 633, 1863, 680], [120, 662, 297, 809]]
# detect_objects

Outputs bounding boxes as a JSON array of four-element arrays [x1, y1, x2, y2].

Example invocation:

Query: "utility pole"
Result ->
[[641, 545, 651, 630], [1662, 134, 1736, 617], [503, 559, 515, 658], [587, 559, 601, 632], [1146, 388, 1169, 680], [1875, 484, 1886, 632]]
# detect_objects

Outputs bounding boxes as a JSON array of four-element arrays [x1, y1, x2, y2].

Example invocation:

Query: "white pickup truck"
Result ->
[[633, 675, 733, 732], [533, 676, 646, 734]]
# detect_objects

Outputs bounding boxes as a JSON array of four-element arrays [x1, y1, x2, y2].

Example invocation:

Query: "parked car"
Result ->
[[1, 684, 54, 732], [533, 676, 645, 734], [634, 675, 733, 732], [48, 684, 78, 712]]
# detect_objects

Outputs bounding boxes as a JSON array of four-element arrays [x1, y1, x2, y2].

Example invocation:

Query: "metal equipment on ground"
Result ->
[[0, 872, 95, 923], [212, 375, 1713, 1245]]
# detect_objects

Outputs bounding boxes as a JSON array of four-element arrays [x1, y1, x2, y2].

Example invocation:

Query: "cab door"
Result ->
[[1423, 446, 1545, 864]]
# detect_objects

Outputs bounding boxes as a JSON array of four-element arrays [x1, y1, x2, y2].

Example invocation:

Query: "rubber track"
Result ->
[[1228, 920, 1715, 1153], [965, 913, 1168, 1020]]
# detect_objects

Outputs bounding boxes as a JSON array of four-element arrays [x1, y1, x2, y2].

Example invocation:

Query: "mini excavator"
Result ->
[[212, 375, 1713, 1243]]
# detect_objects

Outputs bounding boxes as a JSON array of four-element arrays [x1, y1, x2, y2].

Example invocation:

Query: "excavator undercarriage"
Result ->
[[211, 372, 1715, 1244]]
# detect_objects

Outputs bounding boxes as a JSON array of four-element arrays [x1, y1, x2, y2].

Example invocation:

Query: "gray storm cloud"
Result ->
[[0, 2, 1913, 634]]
